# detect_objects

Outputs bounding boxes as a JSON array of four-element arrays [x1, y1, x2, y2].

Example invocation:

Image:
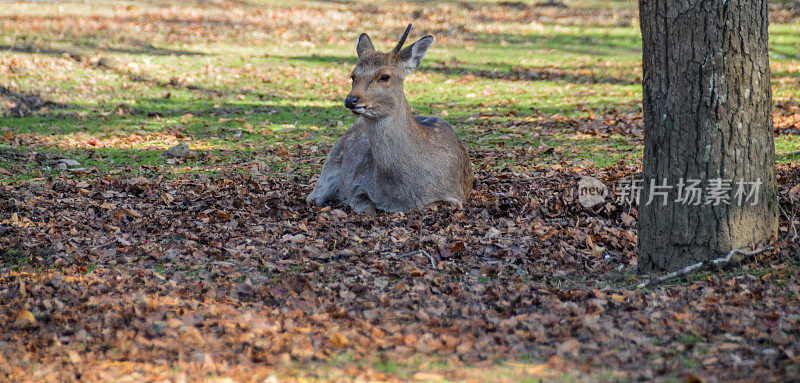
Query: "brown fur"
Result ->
[[307, 25, 473, 214]]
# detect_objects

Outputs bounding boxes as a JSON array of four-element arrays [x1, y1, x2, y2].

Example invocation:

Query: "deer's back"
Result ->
[[413, 115, 473, 201]]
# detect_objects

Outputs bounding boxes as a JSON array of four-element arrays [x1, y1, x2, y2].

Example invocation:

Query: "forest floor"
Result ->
[[1, 0, 800, 381]]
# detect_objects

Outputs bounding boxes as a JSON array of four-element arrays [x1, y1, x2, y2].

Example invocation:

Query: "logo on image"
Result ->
[[578, 176, 608, 208]]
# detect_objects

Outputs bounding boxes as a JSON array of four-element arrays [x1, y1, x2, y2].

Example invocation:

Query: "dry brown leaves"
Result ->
[[1, 162, 799, 381]]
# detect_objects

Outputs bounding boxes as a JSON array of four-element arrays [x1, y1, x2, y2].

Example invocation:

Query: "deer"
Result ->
[[306, 24, 473, 215]]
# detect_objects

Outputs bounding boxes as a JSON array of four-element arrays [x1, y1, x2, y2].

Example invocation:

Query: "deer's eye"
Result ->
[[379, 74, 390, 82]]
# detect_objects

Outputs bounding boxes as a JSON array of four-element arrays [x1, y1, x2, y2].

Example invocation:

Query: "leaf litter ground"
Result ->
[[2, 157, 800, 381], [1, 0, 800, 381]]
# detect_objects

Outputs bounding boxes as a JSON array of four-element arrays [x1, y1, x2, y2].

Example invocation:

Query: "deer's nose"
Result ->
[[344, 96, 359, 109]]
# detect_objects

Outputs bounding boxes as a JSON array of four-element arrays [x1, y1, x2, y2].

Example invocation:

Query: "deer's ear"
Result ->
[[356, 33, 375, 58], [399, 35, 433, 75]]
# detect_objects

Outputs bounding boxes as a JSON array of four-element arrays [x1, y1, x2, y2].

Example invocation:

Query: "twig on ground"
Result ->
[[779, 204, 798, 241], [421, 249, 436, 268], [89, 237, 119, 252], [391, 249, 421, 258], [637, 246, 774, 289], [472, 131, 494, 140], [388, 249, 437, 268]]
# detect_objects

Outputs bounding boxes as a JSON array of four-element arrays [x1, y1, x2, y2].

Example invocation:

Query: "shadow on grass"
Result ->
[[771, 45, 800, 60], [777, 151, 800, 163], [773, 70, 800, 79], [107, 67, 278, 101], [0, 99, 354, 136], [0, 85, 74, 117], [0, 39, 206, 58], [469, 30, 642, 57], [2, 39, 270, 113], [279, 54, 639, 85]]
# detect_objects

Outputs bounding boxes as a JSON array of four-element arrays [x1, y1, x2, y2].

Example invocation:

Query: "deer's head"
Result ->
[[344, 24, 433, 118]]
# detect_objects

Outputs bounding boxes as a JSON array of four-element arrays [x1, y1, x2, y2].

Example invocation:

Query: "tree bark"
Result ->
[[638, 0, 778, 273]]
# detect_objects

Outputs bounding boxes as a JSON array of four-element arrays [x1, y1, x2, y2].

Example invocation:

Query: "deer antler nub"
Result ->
[[391, 24, 413, 56]]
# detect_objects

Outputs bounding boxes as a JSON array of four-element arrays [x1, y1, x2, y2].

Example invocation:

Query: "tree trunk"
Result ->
[[638, 0, 778, 273]]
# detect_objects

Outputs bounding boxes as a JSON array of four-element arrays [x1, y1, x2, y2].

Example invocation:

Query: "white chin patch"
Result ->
[[353, 107, 375, 117]]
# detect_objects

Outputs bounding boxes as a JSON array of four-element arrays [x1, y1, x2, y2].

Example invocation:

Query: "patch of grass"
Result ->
[[373, 359, 399, 374], [599, 267, 640, 288], [1, 0, 796, 184], [285, 352, 587, 382], [2, 249, 29, 269], [679, 334, 705, 346], [776, 134, 800, 164], [155, 263, 167, 274]]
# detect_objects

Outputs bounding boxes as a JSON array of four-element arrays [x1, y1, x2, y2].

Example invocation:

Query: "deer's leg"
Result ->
[[348, 186, 376, 215], [307, 143, 345, 206], [351, 199, 376, 215], [307, 165, 341, 206], [442, 197, 464, 210]]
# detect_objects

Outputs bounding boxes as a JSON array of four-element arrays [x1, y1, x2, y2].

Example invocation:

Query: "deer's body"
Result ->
[[307, 25, 472, 214]]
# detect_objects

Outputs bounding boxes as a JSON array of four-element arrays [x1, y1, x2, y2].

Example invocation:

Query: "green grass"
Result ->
[[0, 0, 798, 183], [2, 249, 28, 270], [776, 134, 800, 163], [277, 351, 584, 382], [679, 334, 705, 346]]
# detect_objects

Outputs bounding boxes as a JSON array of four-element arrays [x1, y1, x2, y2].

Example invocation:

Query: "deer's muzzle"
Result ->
[[344, 96, 359, 109]]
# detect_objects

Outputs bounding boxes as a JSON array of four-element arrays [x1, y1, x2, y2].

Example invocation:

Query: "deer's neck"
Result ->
[[363, 103, 428, 175]]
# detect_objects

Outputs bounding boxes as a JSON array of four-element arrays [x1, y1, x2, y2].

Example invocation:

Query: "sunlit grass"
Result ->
[[0, 0, 798, 183]]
